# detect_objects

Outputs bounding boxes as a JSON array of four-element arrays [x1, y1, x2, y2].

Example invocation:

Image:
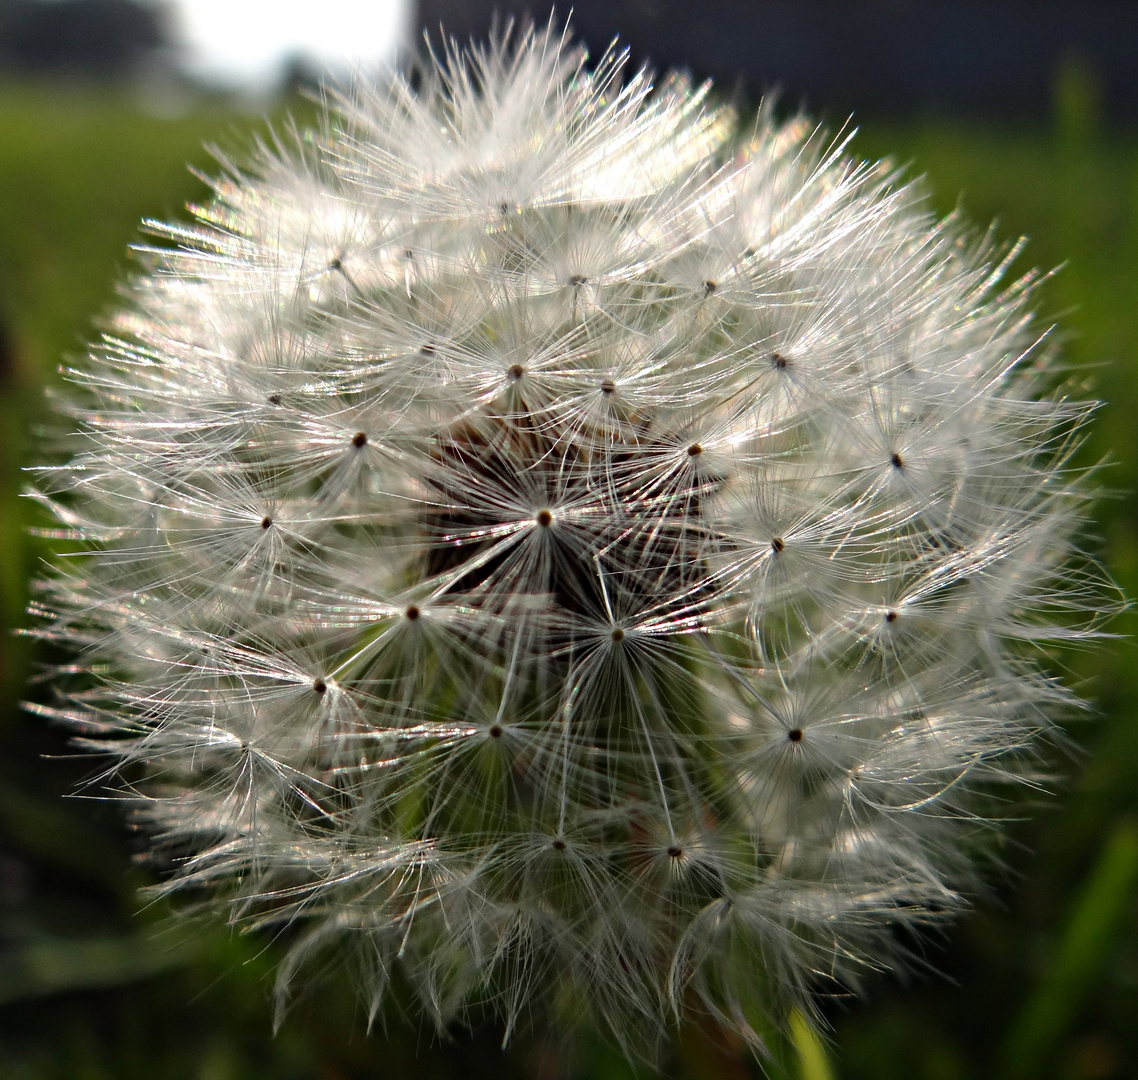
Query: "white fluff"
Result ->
[[28, 24, 1115, 1061]]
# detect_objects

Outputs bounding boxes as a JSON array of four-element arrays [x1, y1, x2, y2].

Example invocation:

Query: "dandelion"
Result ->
[[27, 23, 1116, 1063]]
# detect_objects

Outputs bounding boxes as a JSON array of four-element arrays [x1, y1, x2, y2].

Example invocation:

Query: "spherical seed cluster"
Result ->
[[30, 27, 1111, 1056]]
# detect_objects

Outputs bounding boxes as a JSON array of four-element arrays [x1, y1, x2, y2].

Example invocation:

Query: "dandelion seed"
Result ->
[[27, 21, 1117, 1066]]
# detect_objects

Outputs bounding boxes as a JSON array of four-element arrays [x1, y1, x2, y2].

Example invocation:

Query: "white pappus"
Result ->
[[27, 23, 1117, 1063]]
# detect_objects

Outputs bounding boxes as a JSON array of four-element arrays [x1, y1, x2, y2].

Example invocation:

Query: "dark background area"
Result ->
[[0, 0, 170, 77], [1, 2, 1138, 1078], [421, 0, 1138, 123]]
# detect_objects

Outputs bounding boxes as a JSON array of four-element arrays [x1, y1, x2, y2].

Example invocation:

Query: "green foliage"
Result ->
[[996, 821, 1138, 1080], [1, 79, 1136, 1079]]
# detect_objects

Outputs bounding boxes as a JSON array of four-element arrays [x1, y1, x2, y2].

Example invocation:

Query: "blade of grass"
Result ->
[[995, 819, 1138, 1080], [790, 1009, 836, 1080]]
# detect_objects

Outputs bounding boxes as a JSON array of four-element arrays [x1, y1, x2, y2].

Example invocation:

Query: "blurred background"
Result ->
[[1, 2, 1137, 1077]]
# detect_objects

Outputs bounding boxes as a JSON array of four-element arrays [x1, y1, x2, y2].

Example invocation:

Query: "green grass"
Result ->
[[0, 83, 247, 702], [1, 79, 1136, 1080]]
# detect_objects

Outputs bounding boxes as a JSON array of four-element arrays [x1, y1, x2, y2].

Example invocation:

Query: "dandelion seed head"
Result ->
[[28, 22, 1116, 1063]]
